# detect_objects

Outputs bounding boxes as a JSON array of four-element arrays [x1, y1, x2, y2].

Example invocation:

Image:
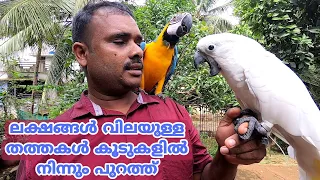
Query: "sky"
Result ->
[[133, 0, 146, 5], [108, 0, 146, 5]]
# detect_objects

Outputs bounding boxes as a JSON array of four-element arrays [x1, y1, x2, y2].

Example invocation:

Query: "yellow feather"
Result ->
[[140, 23, 175, 94]]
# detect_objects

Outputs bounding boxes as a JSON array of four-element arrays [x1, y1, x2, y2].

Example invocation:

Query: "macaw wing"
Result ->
[[163, 45, 179, 90]]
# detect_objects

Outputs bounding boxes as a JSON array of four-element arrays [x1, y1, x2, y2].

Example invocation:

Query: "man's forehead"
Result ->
[[92, 8, 132, 21], [91, 9, 135, 27], [90, 9, 142, 37]]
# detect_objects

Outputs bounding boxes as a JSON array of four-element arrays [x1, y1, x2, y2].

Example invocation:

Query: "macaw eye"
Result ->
[[208, 45, 214, 50]]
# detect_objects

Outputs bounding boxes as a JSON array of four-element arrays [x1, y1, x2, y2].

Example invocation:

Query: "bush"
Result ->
[[200, 132, 219, 157]]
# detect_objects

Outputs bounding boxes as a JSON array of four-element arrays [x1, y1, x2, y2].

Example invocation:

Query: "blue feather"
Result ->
[[139, 41, 146, 51], [163, 45, 179, 90]]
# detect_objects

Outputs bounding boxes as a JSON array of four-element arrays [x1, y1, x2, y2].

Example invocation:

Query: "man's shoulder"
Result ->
[[144, 93, 183, 108], [143, 93, 191, 118]]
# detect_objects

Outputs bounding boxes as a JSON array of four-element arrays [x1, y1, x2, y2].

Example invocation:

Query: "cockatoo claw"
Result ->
[[234, 115, 269, 146]]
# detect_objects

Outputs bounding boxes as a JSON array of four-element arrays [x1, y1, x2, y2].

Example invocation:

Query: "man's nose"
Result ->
[[129, 41, 143, 60]]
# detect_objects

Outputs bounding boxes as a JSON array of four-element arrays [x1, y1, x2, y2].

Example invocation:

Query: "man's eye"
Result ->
[[113, 41, 125, 45]]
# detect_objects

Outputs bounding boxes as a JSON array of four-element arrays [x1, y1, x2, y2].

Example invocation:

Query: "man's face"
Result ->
[[84, 9, 144, 95]]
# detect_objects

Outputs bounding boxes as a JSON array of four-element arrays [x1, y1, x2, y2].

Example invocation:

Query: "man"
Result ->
[[16, 1, 266, 179]]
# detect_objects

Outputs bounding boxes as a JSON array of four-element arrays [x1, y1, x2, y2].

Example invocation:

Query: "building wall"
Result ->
[[0, 44, 55, 81]]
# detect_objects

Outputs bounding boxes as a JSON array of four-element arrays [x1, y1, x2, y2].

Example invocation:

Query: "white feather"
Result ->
[[196, 33, 320, 179]]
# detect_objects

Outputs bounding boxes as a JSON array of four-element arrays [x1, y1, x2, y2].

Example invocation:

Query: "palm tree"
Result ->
[[40, 0, 90, 105], [193, 0, 238, 33], [0, 0, 74, 114]]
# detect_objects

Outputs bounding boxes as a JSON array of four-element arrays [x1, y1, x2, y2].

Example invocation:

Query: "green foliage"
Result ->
[[270, 137, 289, 155], [0, 58, 27, 121], [134, 0, 238, 112], [300, 66, 320, 107], [0, 80, 29, 141], [172, 21, 238, 112], [194, 0, 235, 33], [233, 0, 320, 106], [134, 0, 196, 42], [48, 71, 87, 119], [46, 31, 87, 119], [200, 132, 219, 157], [10, 0, 239, 119], [46, 28, 75, 85], [1, 57, 22, 79], [0, 83, 20, 120], [0, 0, 73, 55]]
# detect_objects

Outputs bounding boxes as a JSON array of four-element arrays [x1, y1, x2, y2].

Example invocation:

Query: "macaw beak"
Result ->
[[166, 12, 193, 37]]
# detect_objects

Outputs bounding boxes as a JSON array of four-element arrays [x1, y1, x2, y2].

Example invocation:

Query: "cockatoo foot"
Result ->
[[234, 109, 269, 145]]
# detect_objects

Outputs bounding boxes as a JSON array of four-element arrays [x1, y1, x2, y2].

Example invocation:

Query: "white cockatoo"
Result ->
[[194, 33, 320, 180]]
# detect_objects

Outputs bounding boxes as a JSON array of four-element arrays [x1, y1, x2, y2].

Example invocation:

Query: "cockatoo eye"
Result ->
[[208, 45, 214, 50]]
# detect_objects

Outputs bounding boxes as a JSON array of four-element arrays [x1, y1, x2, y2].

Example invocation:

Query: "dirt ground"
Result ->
[[237, 164, 298, 180], [236, 154, 299, 180]]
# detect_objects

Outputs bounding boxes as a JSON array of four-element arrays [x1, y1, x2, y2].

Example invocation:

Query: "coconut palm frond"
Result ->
[[0, 25, 33, 55], [74, 0, 90, 15], [1, 0, 57, 37], [207, 0, 233, 16], [0, 0, 70, 51], [51, 0, 74, 15], [0, 21, 64, 55], [205, 0, 219, 8], [204, 15, 234, 33], [41, 27, 74, 103], [46, 39, 71, 85], [195, 0, 237, 28]]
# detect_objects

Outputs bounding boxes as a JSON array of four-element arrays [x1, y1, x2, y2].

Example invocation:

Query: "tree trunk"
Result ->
[[31, 42, 42, 115], [3, 96, 8, 119]]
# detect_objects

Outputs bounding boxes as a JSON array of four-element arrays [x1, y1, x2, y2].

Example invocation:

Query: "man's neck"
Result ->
[[87, 88, 138, 114]]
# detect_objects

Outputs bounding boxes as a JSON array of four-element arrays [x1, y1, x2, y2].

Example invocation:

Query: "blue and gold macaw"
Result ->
[[140, 12, 193, 95]]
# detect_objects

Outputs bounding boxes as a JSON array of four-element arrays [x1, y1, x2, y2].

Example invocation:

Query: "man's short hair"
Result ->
[[72, 1, 134, 45]]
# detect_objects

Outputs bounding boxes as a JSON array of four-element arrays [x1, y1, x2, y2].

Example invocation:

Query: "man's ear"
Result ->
[[72, 42, 89, 67]]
